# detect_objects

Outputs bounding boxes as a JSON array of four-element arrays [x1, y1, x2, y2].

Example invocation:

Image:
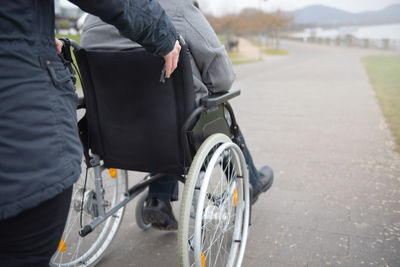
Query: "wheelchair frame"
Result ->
[[51, 38, 250, 267]]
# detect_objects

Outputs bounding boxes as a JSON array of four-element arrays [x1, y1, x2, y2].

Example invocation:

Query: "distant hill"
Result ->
[[291, 4, 400, 27]]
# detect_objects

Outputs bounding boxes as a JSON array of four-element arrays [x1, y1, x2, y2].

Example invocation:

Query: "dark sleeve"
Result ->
[[69, 0, 177, 56]]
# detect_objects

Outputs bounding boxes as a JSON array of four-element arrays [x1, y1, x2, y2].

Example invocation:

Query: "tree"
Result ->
[[267, 10, 292, 50], [206, 9, 291, 38]]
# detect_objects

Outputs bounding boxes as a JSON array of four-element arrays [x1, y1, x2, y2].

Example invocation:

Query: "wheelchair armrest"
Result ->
[[200, 88, 240, 108]]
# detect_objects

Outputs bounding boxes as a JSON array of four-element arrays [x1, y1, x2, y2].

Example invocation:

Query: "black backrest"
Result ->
[[75, 45, 196, 174]]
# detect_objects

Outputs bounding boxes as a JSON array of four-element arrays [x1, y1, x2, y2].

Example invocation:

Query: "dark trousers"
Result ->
[[148, 130, 259, 200], [239, 130, 260, 188], [0, 187, 72, 267], [148, 175, 179, 201]]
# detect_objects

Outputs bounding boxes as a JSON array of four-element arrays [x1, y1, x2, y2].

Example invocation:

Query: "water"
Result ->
[[293, 23, 400, 41], [290, 23, 400, 50], [355, 24, 400, 40]]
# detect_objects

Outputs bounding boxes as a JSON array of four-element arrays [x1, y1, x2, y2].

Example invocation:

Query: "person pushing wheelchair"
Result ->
[[0, 0, 183, 265], [80, 0, 274, 231]]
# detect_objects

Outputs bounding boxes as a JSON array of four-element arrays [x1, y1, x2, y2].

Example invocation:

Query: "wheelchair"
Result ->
[[50, 38, 250, 267]]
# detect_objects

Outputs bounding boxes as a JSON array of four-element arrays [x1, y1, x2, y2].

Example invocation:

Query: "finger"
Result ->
[[55, 39, 63, 54], [170, 42, 181, 75], [171, 53, 179, 73], [165, 56, 172, 78]]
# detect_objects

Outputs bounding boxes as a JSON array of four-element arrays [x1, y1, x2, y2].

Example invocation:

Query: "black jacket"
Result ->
[[0, 0, 177, 220]]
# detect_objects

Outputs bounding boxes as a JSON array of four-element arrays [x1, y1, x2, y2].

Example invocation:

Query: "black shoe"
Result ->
[[251, 165, 274, 205], [142, 198, 178, 230]]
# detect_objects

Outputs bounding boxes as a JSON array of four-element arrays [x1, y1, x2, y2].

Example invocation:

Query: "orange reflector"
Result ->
[[201, 252, 206, 267], [233, 189, 238, 207], [58, 239, 66, 253], [109, 168, 117, 178]]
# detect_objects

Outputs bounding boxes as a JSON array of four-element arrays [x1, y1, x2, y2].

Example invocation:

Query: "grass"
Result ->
[[228, 52, 261, 65], [362, 55, 400, 152], [231, 59, 262, 65], [218, 35, 227, 45], [250, 39, 289, 55], [228, 51, 262, 65], [263, 47, 289, 55], [56, 34, 82, 89], [228, 51, 240, 58], [56, 33, 81, 44]]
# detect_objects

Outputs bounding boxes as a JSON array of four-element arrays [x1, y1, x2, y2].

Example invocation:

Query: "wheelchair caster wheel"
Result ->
[[136, 192, 152, 230]]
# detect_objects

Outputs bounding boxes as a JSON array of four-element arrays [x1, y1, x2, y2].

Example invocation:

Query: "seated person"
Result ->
[[81, 0, 273, 231]]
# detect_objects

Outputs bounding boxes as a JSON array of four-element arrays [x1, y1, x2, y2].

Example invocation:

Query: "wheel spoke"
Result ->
[[50, 166, 127, 266], [179, 134, 250, 267]]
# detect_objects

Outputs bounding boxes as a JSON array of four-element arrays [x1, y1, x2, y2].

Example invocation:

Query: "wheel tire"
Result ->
[[50, 167, 128, 267], [178, 134, 250, 267], [135, 192, 152, 230]]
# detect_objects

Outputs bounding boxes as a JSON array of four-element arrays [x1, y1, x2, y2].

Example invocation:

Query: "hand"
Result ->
[[55, 38, 63, 54], [163, 40, 181, 78]]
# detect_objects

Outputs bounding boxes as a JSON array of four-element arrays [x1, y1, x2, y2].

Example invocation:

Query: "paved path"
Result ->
[[236, 37, 261, 60], [97, 41, 400, 266]]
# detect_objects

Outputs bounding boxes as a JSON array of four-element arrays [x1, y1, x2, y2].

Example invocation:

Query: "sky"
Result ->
[[60, 0, 400, 16]]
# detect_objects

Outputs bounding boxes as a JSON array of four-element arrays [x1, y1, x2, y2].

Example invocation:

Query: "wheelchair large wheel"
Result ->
[[178, 134, 250, 267], [50, 166, 128, 267]]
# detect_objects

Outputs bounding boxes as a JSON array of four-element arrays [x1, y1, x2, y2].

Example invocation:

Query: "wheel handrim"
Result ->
[[193, 142, 249, 267], [51, 168, 127, 266]]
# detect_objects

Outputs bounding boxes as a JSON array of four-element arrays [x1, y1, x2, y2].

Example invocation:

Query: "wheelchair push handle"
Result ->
[[178, 34, 186, 46], [57, 37, 85, 110], [58, 37, 81, 54]]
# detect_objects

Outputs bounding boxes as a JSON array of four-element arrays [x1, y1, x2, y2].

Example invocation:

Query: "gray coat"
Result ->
[[0, 0, 177, 220], [81, 0, 236, 104]]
